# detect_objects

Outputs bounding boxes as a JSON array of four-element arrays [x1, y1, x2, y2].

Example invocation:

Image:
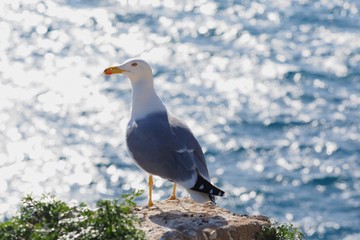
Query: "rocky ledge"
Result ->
[[134, 197, 270, 240]]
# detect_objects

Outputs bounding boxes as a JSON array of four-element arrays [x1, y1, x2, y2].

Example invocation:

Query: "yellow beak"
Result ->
[[103, 66, 126, 75]]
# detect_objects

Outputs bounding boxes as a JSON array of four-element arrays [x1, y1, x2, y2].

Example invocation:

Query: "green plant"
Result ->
[[256, 219, 305, 240], [0, 191, 145, 240]]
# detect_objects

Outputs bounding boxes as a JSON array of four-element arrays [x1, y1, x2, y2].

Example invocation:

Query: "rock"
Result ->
[[135, 197, 270, 240]]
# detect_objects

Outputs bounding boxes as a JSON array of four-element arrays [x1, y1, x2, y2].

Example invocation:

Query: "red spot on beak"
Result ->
[[104, 69, 113, 75]]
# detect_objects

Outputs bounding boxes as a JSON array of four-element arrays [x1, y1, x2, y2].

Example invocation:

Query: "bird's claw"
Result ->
[[167, 195, 177, 201]]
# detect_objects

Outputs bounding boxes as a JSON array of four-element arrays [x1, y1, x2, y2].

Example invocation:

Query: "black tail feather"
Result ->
[[190, 171, 225, 197], [209, 194, 216, 204]]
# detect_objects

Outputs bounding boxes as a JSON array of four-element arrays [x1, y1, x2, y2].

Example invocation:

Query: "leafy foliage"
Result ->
[[0, 191, 145, 240], [256, 220, 305, 240]]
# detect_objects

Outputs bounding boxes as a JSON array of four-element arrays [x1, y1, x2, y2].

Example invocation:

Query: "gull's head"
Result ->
[[104, 59, 153, 83]]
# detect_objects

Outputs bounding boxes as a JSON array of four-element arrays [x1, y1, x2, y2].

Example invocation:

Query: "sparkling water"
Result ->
[[1, 0, 359, 239]]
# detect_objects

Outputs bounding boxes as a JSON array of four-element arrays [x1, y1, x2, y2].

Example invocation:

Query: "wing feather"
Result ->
[[126, 111, 210, 186], [168, 113, 210, 180]]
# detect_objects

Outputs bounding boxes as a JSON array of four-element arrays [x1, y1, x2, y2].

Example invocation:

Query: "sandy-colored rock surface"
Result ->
[[134, 197, 270, 240]]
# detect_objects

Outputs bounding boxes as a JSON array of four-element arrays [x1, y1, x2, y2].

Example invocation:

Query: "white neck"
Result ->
[[130, 79, 166, 121]]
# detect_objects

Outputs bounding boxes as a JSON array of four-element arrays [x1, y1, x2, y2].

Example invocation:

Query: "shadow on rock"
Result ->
[[149, 209, 228, 239]]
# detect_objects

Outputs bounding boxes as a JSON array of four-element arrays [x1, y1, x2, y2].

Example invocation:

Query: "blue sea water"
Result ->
[[0, 0, 359, 239]]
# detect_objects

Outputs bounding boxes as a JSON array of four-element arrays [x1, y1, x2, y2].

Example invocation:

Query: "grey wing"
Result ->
[[168, 113, 210, 180], [126, 112, 210, 185], [126, 112, 199, 183]]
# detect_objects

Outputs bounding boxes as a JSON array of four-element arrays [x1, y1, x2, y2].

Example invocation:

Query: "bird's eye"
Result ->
[[131, 63, 138, 67]]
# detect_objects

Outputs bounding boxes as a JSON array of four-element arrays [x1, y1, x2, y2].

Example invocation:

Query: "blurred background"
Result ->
[[0, 0, 359, 239]]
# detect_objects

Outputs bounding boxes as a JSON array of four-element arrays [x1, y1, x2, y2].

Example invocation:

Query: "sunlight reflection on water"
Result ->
[[1, 0, 360, 239]]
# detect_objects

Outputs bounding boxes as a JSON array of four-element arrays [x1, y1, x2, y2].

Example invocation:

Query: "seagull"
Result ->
[[104, 59, 224, 207]]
